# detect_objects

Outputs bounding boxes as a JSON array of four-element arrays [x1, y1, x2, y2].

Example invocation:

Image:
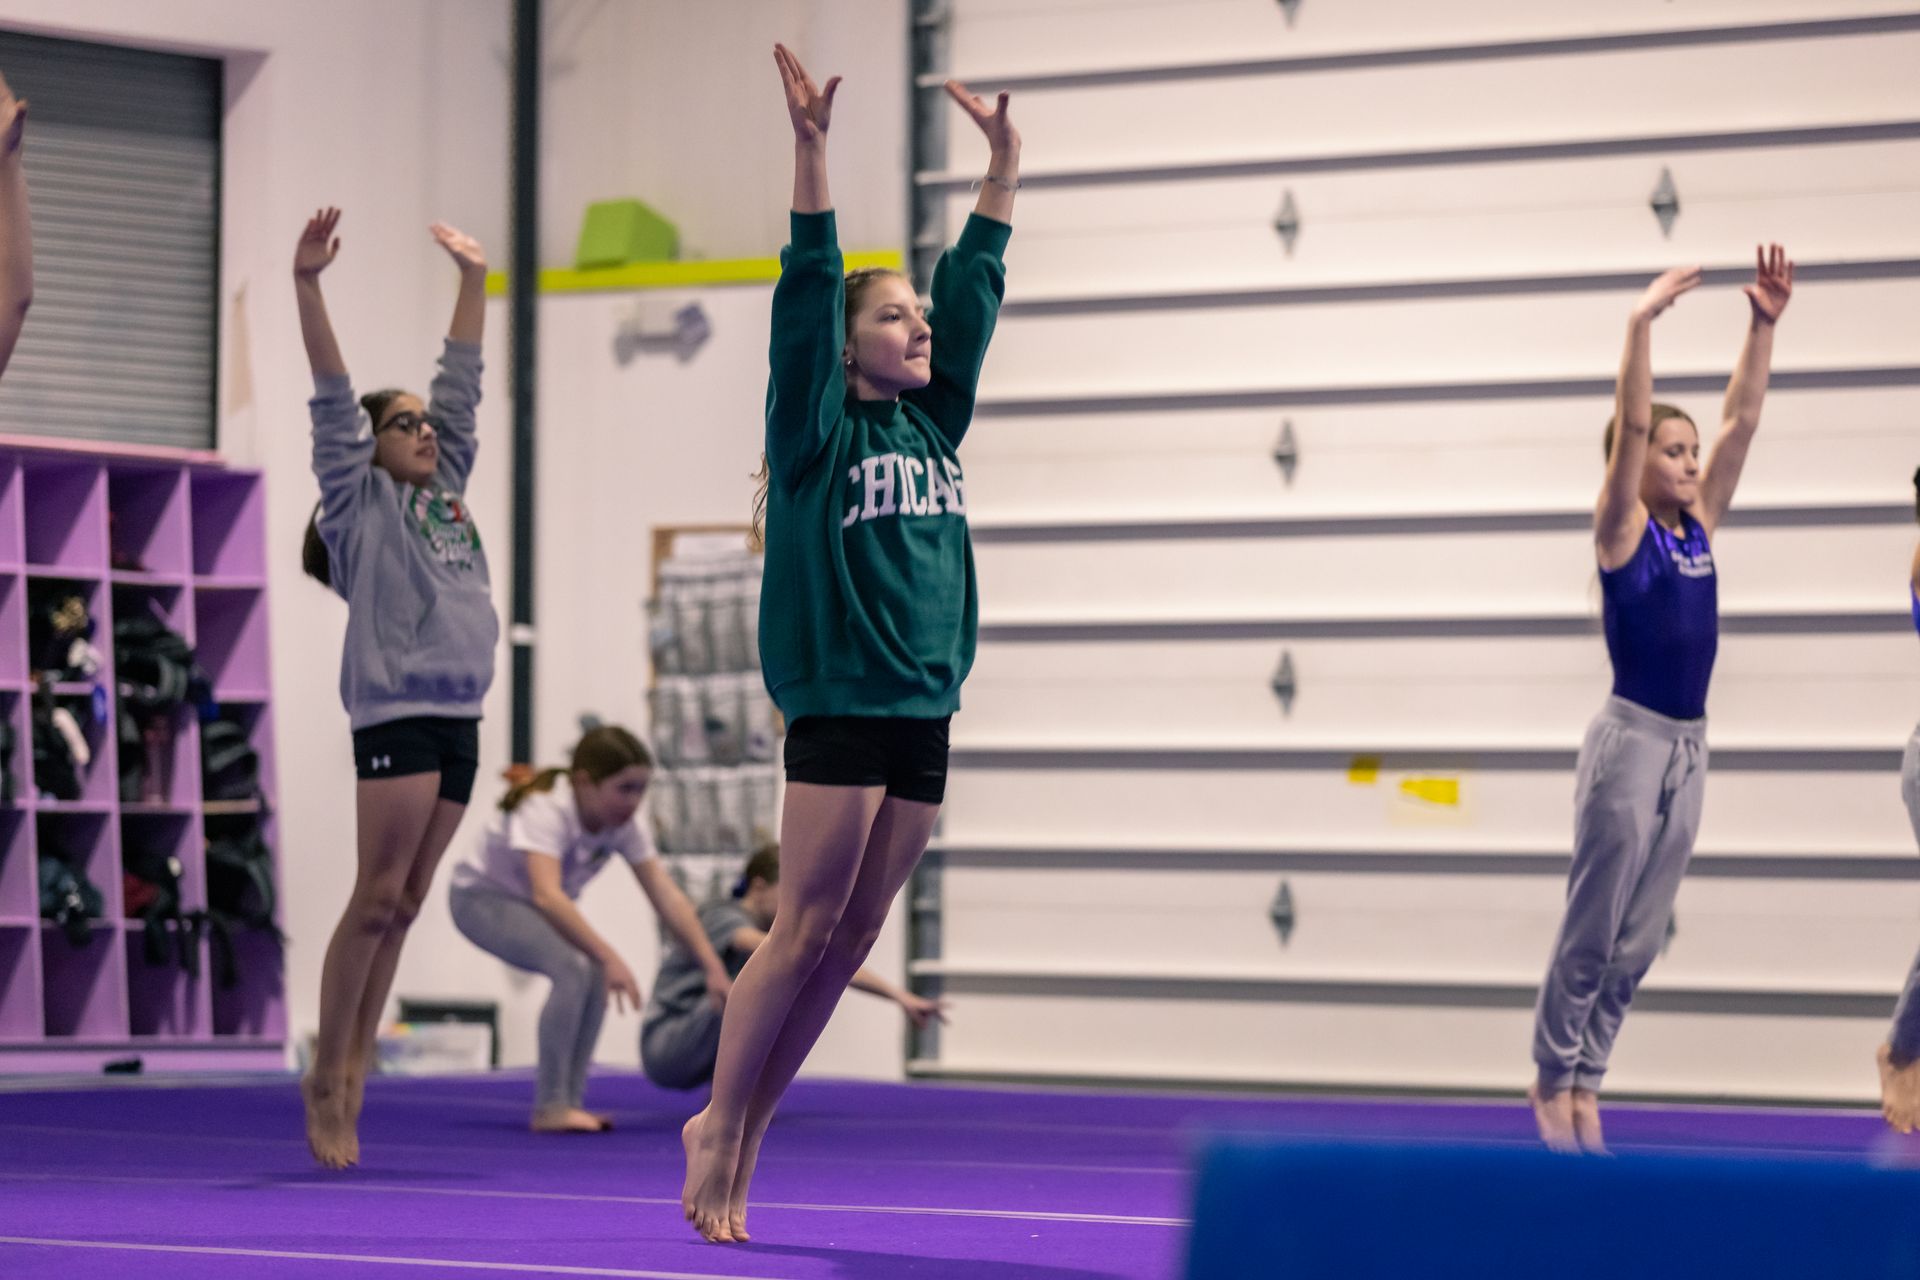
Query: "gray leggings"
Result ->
[[640, 1005, 723, 1091], [1533, 695, 1707, 1093], [449, 880, 606, 1112], [1891, 727, 1920, 1060]]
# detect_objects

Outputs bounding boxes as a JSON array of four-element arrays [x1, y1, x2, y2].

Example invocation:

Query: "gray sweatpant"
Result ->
[[1533, 695, 1707, 1093], [1890, 726, 1920, 1060], [449, 880, 606, 1112], [640, 1004, 723, 1091]]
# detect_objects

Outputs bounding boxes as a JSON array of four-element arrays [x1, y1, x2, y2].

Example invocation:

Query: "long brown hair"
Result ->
[[500, 724, 652, 812], [303, 389, 410, 587], [751, 268, 909, 549]]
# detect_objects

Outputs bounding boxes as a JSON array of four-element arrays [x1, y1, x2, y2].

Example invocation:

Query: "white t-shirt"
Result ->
[[452, 774, 655, 901]]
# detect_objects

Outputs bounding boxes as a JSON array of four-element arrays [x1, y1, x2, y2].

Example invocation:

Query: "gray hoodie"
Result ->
[[309, 338, 498, 731]]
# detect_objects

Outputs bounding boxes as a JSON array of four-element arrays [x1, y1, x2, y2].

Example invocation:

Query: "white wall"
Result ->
[[0, 0, 912, 1083]]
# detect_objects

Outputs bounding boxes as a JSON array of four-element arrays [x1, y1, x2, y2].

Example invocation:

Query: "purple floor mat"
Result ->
[[0, 1071, 1904, 1279]]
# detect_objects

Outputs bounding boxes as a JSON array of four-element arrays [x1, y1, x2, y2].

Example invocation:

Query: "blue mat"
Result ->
[[1189, 1138, 1920, 1279]]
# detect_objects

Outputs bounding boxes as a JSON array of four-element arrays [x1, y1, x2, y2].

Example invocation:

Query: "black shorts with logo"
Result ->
[[783, 715, 951, 805], [351, 716, 481, 805]]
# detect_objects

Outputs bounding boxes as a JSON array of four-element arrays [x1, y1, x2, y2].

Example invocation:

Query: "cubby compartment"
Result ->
[[113, 582, 202, 810], [0, 807, 31, 923], [194, 586, 269, 703], [108, 465, 191, 579], [0, 688, 25, 810], [209, 927, 283, 1040], [0, 458, 23, 569], [23, 460, 107, 574], [0, 573, 26, 685], [191, 471, 265, 584], [0, 926, 40, 1041], [124, 811, 209, 1041]]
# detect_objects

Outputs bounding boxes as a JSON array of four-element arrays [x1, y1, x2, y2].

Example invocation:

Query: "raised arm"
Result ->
[[632, 860, 733, 1012], [777, 43, 837, 215], [724, 921, 947, 1027], [766, 44, 848, 481], [0, 75, 33, 377], [1696, 243, 1793, 536], [526, 852, 643, 1014], [945, 79, 1020, 225], [427, 222, 487, 491], [294, 208, 348, 380], [434, 222, 487, 345], [901, 80, 1018, 449], [1596, 265, 1700, 569], [300, 209, 373, 566]]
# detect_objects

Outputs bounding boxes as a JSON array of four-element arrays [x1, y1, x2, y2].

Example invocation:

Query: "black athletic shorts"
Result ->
[[783, 715, 951, 805], [351, 716, 481, 804]]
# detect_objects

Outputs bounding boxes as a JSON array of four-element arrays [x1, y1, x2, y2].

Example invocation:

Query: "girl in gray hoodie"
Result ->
[[294, 207, 498, 1170]]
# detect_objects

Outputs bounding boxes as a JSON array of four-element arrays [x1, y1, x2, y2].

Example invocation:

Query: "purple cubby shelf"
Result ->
[[108, 466, 191, 579], [23, 460, 107, 574], [194, 587, 270, 702], [0, 926, 40, 1040], [0, 445, 282, 1071], [191, 471, 265, 583]]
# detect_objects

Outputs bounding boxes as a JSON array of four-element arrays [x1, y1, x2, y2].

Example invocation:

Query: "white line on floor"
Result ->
[[306, 1180, 1189, 1227], [0, 1121, 1185, 1177], [0, 1171, 1186, 1228], [0, 1236, 787, 1279]]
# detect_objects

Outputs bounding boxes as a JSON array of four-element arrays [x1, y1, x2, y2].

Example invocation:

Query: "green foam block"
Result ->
[[573, 198, 679, 270]]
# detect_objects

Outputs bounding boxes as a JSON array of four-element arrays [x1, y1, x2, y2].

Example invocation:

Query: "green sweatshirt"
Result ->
[[759, 209, 1009, 720]]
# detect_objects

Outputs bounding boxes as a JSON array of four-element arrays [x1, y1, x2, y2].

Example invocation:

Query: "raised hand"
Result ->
[[294, 208, 342, 280], [0, 72, 27, 159], [1744, 242, 1793, 325], [944, 80, 1020, 156], [775, 43, 840, 144], [430, 222, 486, 277], [1632, 265, 1701, 323]]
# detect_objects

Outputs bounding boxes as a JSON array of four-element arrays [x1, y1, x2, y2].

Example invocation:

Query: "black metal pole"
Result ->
[[509, 0, 540, 764]]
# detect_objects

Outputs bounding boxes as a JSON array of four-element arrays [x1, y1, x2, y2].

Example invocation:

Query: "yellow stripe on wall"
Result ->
[[484, 249, 906, 296]]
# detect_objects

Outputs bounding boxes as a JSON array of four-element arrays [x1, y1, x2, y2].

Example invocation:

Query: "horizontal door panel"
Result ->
[[975, 279, 1920, 400], [961, 633, 1920, 746], [928, 989, 1887, 1099], [937, 866, 1920, 992], [973, 524, 1916, 620], [945, 31, 1920, 174], [940, 765, 1917, 854], [962, 388, 1920, 525], [946, 0, 1920, 81]]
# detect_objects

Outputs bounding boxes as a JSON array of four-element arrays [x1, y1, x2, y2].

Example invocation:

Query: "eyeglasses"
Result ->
[[376, 410, 442, 437]]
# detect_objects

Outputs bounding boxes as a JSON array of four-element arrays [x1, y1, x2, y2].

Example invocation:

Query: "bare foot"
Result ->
[[531, 1107, 612, 1134], [728, 1133, 764, 1242], [1570, 1088, 1607, 1154], [681, 1108, 741, 1243], [1878, 1043, 1920, 1133], [1527, 1081, 1578, 1154], [301, 1073, 357, 1170]]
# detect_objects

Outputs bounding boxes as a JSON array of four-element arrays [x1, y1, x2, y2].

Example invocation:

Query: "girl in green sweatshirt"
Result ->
[[679, 42, 1017, 1245]]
